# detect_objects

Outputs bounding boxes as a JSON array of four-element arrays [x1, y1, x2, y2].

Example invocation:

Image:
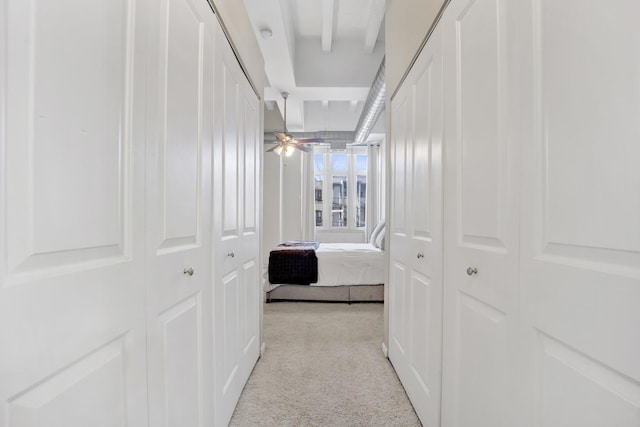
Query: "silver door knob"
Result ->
[[417, 253, 424, 259], [227, 252, 235, 258], [183, 267, 194, 276], [466, 267, 477, 276]]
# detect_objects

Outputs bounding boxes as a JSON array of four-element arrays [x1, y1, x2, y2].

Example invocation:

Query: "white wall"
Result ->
[[261, 151, 307, 262], [262, 149, 282, 261], [385, 0, 446, 97], [281, 152, 305, 241]]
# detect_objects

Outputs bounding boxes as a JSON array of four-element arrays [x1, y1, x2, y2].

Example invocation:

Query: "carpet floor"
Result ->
[[229, 302, 422, 427]]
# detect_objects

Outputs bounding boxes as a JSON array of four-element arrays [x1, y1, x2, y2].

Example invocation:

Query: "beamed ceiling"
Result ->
[[242, 0, 386, 143]]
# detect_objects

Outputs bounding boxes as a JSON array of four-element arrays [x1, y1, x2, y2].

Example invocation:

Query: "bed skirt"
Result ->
[[266, 284, 384, 303]]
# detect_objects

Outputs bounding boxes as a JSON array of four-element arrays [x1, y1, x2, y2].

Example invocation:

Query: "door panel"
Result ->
[[391, 99, 408, 237], [213, 19, 261, 427], [145, 0, 214, 425], [389, 261, 409, 357], [242, 260, 260, 352], [158, 296, 202, 427], [1, 0, 148, 425], [6, 0, 132, 276], [161, 0, 204, 244], [222, 270, 240, 388], [389, 26, 444, 427], [537, 334, 640, 426], [455, 293, 508, 427], [442, 0, 519, 425], [243, 101, 258, 233], [520, 1, 640, 425], [8, 337, 130, 427], [222, 61, 240, 238], [409, 272, 432, 386], [456, 0, 507, 250]]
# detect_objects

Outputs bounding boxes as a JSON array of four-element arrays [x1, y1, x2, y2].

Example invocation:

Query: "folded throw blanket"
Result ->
[[268, 241, 320, 285]]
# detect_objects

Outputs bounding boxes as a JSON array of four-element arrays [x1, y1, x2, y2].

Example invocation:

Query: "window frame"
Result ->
[[313, 146, 368, 232]]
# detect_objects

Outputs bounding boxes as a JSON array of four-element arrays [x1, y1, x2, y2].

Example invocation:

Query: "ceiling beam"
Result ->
[[275, 95, 305, 132], [244, 0, 297, 92], [321, 0, 335, 53], [363, 0, 385, 53]]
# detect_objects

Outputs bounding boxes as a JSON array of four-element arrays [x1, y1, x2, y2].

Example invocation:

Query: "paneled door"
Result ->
[[441, 0, 521, 425], [144, 0, 215, 425], [0, 0, 149, 425], [388, 26, 444, 426], [212, 19, 262, 427], [518, 1, 640, 425]]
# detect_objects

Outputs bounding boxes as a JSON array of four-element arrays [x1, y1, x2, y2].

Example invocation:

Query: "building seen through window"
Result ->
[[314, 148, 367, 231]]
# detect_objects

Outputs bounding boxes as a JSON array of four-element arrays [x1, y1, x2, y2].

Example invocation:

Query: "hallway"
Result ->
[[230, 302, 421, 426]]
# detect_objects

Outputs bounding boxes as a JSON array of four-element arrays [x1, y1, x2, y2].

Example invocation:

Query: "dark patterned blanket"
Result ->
[[268, 241, 320, 285]]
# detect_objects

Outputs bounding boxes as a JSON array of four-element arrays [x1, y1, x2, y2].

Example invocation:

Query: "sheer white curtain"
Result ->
[[301, 151, 315, 240], [366, 143, 384, 238]]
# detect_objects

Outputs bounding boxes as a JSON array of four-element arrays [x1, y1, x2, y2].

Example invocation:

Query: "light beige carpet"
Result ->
[[229, 302, 422, 427]]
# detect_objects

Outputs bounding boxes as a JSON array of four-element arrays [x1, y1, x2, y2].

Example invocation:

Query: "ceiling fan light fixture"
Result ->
[[284, 144, 295, 157], [273, 145, 284, 155]]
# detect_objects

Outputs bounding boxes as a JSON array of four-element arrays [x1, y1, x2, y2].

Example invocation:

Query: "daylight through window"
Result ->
[[314, 147, 367, 231]]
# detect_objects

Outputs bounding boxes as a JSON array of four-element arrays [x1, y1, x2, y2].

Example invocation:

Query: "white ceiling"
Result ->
[[242, 0, 386, 141]]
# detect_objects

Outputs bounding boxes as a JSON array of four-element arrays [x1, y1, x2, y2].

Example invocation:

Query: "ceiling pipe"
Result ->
[[353, 57, 385, 145]]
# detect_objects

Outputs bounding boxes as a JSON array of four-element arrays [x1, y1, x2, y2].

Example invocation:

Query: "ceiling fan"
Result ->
[[266, 92, 324, 156]]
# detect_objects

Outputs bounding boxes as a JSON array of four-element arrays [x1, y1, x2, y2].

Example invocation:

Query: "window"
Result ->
[[314, 147, 367, 231]]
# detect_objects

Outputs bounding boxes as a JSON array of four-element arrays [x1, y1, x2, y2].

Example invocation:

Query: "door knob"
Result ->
[[466, 267, 478, 276], [183, 267, 194, 276]]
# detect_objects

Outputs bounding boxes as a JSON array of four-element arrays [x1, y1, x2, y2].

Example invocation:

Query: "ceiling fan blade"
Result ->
[[273, 131, 287, 141], [295, 144, 313, 153], [266, 144, 280, 152], [295, 137, 325, 143]]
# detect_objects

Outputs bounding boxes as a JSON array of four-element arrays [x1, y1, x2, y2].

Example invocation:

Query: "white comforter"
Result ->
[[314, 242, 385, 286]]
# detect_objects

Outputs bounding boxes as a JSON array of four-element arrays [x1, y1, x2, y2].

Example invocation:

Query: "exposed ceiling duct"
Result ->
[[353, 57, 385, 145]]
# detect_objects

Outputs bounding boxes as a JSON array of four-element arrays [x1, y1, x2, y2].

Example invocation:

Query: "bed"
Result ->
[[266, 220, 386, 302]]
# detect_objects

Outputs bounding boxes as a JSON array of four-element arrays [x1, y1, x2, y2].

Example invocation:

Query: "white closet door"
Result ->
[[518, 1, 640, 425], [144, 0, 215, 425], [441, 0, 521, 425], [388, 27, 444, 426], [212, 20, 261, 427], [0, 0, 148, 425]]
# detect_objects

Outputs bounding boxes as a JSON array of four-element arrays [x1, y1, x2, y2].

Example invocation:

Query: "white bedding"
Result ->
[[314, 242, 384, 286]]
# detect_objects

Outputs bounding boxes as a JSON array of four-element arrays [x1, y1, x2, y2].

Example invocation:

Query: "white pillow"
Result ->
[[374, 227, 385, 250], [369, 219, 386, 245]]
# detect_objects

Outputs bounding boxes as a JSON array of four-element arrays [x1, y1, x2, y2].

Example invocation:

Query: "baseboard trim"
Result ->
[[261, 342, 267, 356], [381, 342, 388, 358]]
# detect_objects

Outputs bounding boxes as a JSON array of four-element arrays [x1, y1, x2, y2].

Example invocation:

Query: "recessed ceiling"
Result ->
[[243, 0, 386, 142]]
